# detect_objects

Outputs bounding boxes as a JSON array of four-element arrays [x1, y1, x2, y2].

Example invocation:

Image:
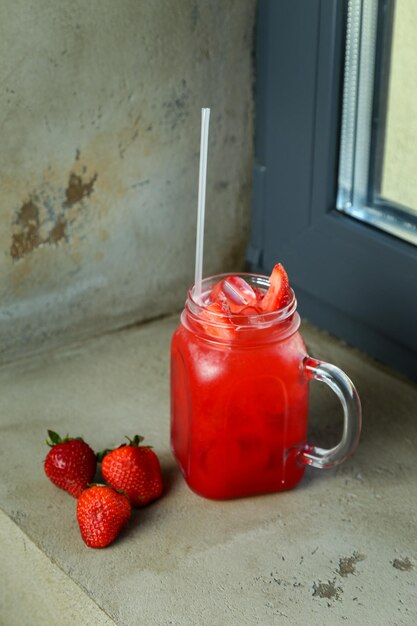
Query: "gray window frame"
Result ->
[[248, 0, 417, 380]]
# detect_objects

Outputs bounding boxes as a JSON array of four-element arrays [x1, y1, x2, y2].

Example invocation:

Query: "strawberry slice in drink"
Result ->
[[260, 263, 292, 312], [199, 302, 234, 339], [232, 305, 263, 326], [210, 276, 258, 314]]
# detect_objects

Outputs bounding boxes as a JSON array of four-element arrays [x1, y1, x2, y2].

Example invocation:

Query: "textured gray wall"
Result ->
[[0, 0, 255, 361]]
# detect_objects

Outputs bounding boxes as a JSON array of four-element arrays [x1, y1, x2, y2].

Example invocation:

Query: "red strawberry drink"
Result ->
[[171, 264, 361, 500]]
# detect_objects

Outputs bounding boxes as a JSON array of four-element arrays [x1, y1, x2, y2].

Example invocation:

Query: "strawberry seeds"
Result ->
[[43, 431, 163, 548]]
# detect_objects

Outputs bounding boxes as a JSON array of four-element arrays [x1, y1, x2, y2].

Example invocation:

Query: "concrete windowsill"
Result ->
[[1, 315, 416, 625]]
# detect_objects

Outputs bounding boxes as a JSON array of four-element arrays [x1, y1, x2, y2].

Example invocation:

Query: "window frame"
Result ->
[[337, 0, 417, 247], [248, 0, 417, 380]]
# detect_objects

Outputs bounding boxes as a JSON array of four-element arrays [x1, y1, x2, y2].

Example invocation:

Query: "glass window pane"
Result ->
[[381, 0, 417, 214]]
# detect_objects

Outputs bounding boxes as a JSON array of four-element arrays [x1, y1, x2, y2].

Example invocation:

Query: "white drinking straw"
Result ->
[[194, 107, 211, 302]]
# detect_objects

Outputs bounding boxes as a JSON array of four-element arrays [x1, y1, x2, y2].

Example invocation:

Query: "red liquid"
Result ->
[[171, 307, 309, 500]]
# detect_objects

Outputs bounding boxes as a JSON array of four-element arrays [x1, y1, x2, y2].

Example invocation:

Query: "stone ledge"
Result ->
[[1, 315, 417, 625], [0, 511, 114, 625]]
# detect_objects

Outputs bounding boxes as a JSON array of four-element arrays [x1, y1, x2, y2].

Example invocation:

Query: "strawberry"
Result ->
[[77, 485, 131, 548], [99, 435, 163, 507], [199, 302, 235, 339], [260, 263, 292, 312], [44, 430, 97, 498]]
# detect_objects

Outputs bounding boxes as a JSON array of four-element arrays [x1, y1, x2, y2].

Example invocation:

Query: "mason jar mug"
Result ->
[[170, 273, 362, 500]]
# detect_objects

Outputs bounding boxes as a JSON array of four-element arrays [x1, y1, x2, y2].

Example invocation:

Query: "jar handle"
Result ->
[[301, 357, 362, 469]]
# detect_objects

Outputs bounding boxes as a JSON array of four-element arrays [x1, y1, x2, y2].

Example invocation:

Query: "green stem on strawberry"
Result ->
[[125, 435, 145, 447], [45, 430, 83, 447], [96, 449, 112, 463], [97, 435, 151, 463], [87, 483, 128, 496]]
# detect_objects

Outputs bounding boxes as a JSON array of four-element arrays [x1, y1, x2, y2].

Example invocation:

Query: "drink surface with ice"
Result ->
[[171, 264, 312, 500]]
